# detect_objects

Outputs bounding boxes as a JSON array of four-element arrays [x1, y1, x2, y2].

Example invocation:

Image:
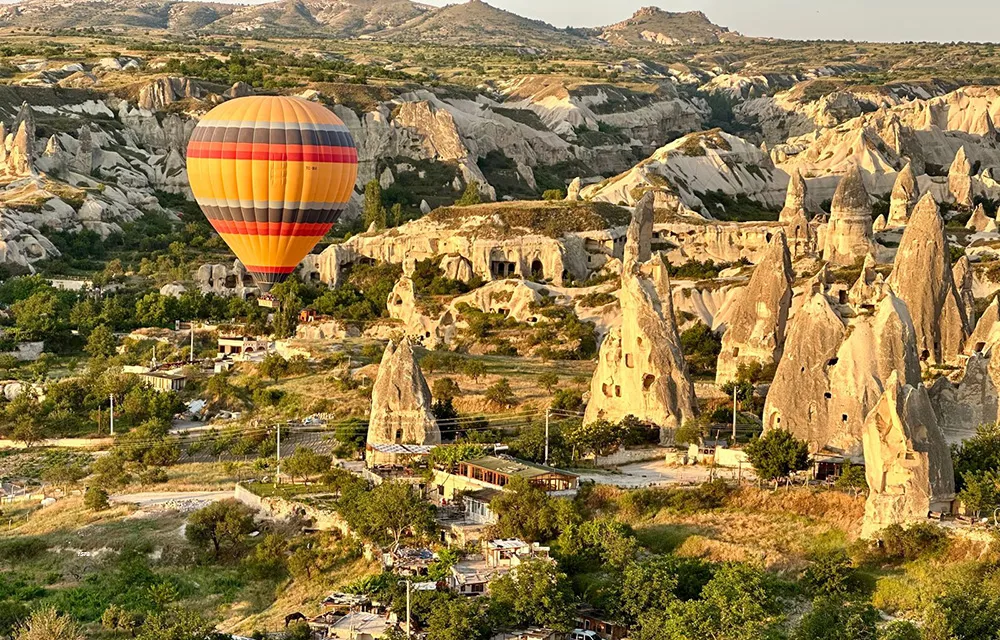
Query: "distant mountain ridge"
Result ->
[[0, 0, 737, 47]]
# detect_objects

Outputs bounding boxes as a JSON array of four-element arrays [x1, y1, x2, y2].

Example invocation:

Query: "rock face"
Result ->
[[848, 254, 883, 308], [625, 193, 654, 264], [887, 193, 970, 364], [367, 338, 441, 465], [764, 290, 922, 457], [861, 372, 956, 538], [822, 164, 875, 266], [137, 77, 202, 112], [778, 168, 807, 224], [566, 177, 582, 201], [887, 163, 919, 227], [4, 102, 36, 176], [584, 205, 697, 440], [948, 146, 974, 209], [716, 232, 793, 384], [952, 255, 976, 329], [966, 204, 998, 233]]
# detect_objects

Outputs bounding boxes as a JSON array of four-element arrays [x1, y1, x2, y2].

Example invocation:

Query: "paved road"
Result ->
[[575, 459, 751, 488], [109, 490, 233, 510]]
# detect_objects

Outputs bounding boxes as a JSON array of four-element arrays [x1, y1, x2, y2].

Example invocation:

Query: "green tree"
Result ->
[[42, 462, 88, 493], [488, 559, 573, 631], [258, 353, 288, 382], [84, 486, 110, 511], [744, 429, 811, 488], [537, 372, 559, 393], [462, 359, 487, 382], [542, 189, 565, 201], [793, 597, 879, 640], [456, 181, 483, 206], [834, 461, 868, 497], [489, 476, 558, 542], [134, 609, 216, 640], [484, 378, 517, 408], [957, 469, 1000, 519], [185, 499, 257, 559], [85, 324, 117, 359], [341, 481, 435, 550], [363, 179, 387, 230], [283, 447, 332, 483], [427, 597, 490, 640], [12, 291, 62, 341], [953, 423, 1000, 490]]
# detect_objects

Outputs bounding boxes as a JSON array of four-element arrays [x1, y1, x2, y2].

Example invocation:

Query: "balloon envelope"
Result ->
[[187, 96, 358, 292]]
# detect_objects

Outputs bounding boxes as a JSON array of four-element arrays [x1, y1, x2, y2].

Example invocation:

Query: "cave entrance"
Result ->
[[530, 259, 544, 281], [491, 260, 516, 278]]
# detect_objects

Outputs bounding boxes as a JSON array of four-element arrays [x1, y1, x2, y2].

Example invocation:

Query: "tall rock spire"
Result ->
[[366, 338, 441, 465], [716, 232, 794, 384], [822, 164, 875, 266], [888, 192, 970, 364], [778, 168, 807, 224], [887, 163, 919, 227], [948, 146, 974, 209]]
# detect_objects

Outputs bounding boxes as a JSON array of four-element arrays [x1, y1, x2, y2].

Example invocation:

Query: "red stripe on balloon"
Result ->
[[187, 141, 358, 163], [210, 220, 334, 236], [245, 265, 298, 274]]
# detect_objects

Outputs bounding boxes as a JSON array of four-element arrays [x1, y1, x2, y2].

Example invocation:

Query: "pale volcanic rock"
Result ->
[[783, 206, 818, 259], [565, 177, 582, 201], [952, 255, 977, 329], [137, 76, 201, 112], [847, 254, 883, 308], [948, 146, 974, 209], [625, 193, 654, 264], [861, 371, 956, 538], [439, 254, 474, 283], [6, 102, 36, 176], [966, 204, 998, 233], [764, 291, 921, 457], [762, 293, 846, 450], [367, 338, 441, 465], [968, 298, 1000, 355], [72, 126, 95, 176], [887, 163, 919, 227], [716, 232, 793, 384], [888, 193, 970, 364], [778, 168, 807, 224], [584, 206, 697, 440], [822, 164, 875, 266]]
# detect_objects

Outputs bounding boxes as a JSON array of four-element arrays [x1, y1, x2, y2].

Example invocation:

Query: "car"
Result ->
[[570, 630, 600, 640]]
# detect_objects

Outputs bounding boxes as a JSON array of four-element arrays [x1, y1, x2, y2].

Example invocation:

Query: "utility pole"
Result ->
[[275, 423, 281, 487], [731, 384, 738, 443], [109, 394, 115, 436], [189, 322, 195, 364], [405, 579, 412, 639], [544, 409, 550, 466]]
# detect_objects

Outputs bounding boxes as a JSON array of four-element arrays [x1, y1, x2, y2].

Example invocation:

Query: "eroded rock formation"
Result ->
[[778, 168, 807, 223], [861, 372, 955, 538], [948, 146, 974, 209], [716, 231, 793, 384], [887, 163, 919, 227], [887, 193, 970, 364], [367, 338, 441, 465], [966, 204, 997, 233], [822, 164, 875, 266], [584, 204, 697, 439]]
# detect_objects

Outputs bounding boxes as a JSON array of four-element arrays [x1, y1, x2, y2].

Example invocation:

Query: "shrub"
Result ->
[[84, 487, 110, 512]]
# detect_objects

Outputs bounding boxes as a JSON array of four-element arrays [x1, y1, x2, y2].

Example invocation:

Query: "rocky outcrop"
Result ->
[[137, 76, 202, 111], [367, 338, 441, 465], [953, 255, 977, 329], [4, 102, 36, 176], [822, 164, 875, 266], [848, 254, 883, 308], [584, 205, 697, 440], [716, 232, 793, 384], [625, 193, 653, 264], [196, 261, 257, 298], [887, 163, 919, 227], [778, 168, 807, 223], [861, 372, 956, 538], [72, 125, 95, 176], [948, 146, 974, 209], [966, 204, 997, 233], [764, 290, 922, 457], [566, 177, 582, 201], [887, 193, 970, 364]]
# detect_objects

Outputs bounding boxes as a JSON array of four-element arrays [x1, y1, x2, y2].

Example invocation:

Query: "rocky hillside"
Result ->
[[598, 6, 739, 46]]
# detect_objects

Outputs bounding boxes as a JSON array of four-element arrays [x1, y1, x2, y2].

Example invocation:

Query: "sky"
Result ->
[[418, 0, 1000, 43]]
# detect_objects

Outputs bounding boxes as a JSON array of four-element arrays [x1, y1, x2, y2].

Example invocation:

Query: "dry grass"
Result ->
[[631, 487, 864, 574], [220, 557, 380, 635], [5, 496, 134, 537]]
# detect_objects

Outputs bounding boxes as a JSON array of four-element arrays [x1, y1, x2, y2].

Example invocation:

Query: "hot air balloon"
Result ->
[[186, 96, 358, 293]]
